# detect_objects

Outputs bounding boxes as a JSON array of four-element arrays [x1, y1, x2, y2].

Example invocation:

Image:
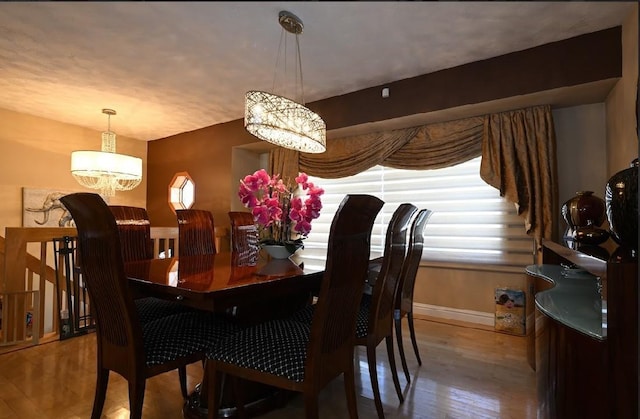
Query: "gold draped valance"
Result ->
[[480, 106, 558, 241], [269, 105, 557, 241]]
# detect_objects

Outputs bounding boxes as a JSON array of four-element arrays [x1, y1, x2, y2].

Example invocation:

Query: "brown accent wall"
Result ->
[[146, 119, 256, 228], [606, 6, 639, 176], [310, 27, 622, 130]]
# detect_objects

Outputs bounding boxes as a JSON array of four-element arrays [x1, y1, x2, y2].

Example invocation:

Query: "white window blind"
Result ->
[[301, 157, 534, 272]]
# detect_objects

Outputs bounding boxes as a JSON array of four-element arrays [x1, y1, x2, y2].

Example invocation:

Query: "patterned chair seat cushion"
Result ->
[[288, 302, 315, 324], [207, 319, 311, 382], [355, 294, 372, 339], [290, 293, 371, 339], [143, 311, 241, 366], [135, 297, 195, 324]]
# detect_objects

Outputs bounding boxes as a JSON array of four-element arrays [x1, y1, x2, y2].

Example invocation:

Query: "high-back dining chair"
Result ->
[[205, 194, 384, 419], [108, 205, 154, 262], [60, 193, 240, 419], [176, 209, 217, 256], [228, 211, 259, 265], [110, 205, 194, 326], [355, 203, 417, 419], [394, 208, 433, 383]]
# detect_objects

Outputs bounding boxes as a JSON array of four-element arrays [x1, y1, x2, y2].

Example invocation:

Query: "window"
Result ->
[[168, 171, 195, 213], [302, 157, 533, 272]]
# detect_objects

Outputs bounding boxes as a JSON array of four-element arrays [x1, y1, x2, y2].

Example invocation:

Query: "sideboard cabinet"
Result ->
[[528, 239, 637, 419]]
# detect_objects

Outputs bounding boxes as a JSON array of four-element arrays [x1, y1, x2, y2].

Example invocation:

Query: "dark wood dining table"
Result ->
[[124, 251, 325, 418], [126, 251, 323, 314]]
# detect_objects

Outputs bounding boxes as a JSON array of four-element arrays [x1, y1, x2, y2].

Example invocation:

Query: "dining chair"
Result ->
[[110, 205, 194, 325], [228, 211, 259, 265], [288, 203, 417, 418], [394, 208, 433, 383], [176, 209, 217, 256], [108, 205, 154, 261], [356, 203, 417, 419], [60, 193, 241, 419], [205, 194, 384, 419]]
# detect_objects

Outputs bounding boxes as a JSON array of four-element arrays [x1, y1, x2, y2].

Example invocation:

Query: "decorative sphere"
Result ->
[[605, 159, 638, 250], [561, 191, 606, 228]]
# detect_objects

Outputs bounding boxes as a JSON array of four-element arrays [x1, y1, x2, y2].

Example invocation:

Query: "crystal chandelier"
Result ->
[[70, 109, 142, 197], [244, 10, 326, 154]]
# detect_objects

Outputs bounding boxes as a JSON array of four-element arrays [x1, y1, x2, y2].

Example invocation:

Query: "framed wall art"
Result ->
[[22, 188, 78, 227]]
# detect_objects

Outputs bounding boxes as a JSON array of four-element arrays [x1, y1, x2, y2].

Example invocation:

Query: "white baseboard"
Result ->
[[413, 303, 495, 327]]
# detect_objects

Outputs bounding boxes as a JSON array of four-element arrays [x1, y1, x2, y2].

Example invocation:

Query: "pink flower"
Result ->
[[295, 172, 309, 187], [294, 219, 312, 236], [252, 206, 272, 227], [238, 169, 323, 244]]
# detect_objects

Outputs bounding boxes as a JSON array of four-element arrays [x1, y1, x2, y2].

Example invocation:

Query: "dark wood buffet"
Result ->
[[527, 239, 637, 419]]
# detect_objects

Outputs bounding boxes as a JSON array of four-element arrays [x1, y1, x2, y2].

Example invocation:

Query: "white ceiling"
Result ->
[[0, 2, 634, 141]]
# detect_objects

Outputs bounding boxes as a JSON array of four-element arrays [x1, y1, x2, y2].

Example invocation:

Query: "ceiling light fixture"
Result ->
[[244, 10, 326, 153], [70, 109, 142, 197]]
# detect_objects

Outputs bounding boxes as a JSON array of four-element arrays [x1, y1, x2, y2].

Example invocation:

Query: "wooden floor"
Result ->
[[0, 318, 537, 418]]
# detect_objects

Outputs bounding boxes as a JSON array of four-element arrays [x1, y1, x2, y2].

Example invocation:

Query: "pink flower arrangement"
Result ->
[[238, 169, 324, 247]]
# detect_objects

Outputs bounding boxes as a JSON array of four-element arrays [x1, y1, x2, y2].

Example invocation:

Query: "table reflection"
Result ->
[[126, 251, 314, 293]]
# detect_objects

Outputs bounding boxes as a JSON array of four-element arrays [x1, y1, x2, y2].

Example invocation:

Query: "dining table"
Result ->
[[124, 250, 324, 418], [126, 251, 324, 317]]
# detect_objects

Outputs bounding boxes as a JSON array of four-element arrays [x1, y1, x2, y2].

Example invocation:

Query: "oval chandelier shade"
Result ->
[[71, 150, 142, 197], [244, 11, 326, 154], [70, 109, 143, 197], [245, 90, 326, 153]]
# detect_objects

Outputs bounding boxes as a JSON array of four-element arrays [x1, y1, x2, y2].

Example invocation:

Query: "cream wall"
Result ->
[[0, 108, 147, 233], [554, 103, 609, 239]]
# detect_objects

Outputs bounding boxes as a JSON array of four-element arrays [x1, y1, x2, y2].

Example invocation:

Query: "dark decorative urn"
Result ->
[[605, 158, 639, 250], [562, 191, 606, 228], [561, 190, 609, 244]]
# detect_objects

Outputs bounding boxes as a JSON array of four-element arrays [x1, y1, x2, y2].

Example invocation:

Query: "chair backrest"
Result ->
[[228, 211, 255, 228], [396, 208, 433, 313], [176, 209, 216, 256], [228, 211, 259, 265], [305, 194, 384, 386], [60, 193, 144, 361], [368, 203, 418, 337], [109, 205, 154, 262]]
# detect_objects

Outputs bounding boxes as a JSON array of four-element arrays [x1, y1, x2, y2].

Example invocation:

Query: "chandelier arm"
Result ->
[[295, 33, 305, 105], [283, 30, 289, 99], [272, 28, 286, 94]]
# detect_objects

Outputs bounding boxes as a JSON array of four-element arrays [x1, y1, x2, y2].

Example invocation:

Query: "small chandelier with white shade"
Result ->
[[71, 109, 142, 197], [244, 10, 326, 154]]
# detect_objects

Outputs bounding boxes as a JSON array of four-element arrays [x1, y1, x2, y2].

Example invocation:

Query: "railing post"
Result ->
[[3, 228, 29, 341], [1, 227, 76, 344], [0, 290, 39, 346]]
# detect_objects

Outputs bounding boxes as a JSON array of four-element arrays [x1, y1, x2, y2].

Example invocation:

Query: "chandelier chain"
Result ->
[[295, 33, 304, 105]]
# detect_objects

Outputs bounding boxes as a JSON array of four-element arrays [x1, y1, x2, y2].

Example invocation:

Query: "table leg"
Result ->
[[183, 380, 291, 418]]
